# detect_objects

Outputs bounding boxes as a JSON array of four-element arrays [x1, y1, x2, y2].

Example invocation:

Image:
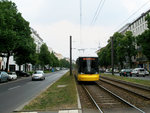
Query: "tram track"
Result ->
[[82, 82, 145, 113], [99, 78, 150, 100]]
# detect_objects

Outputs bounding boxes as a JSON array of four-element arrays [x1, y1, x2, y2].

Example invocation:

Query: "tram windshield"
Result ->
[[78, 57, 99, 74]]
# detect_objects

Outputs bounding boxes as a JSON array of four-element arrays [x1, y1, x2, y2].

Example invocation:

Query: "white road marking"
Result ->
[[8, 86, 21, 90]]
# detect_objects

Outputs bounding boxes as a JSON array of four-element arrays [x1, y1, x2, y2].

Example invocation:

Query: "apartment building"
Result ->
[[31, 28, 44, 53], [118, 9, 150, 70]]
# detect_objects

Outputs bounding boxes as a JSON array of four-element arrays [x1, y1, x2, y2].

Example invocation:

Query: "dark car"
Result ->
[[120, 69, 132, 77], [15, 71, 30, 77]]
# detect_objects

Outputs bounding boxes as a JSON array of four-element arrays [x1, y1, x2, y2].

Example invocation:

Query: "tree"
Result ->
[[123, 31, 136, 68], [14, 38, 37, 71], [51, 52, 59, 67], [60, 58, 70, 68], [0, 0, 32, 71], [38, 43, 51, 69], [97, 43, 111, 68], [113, 32, 126, 69], [137, 14, 150, 60]]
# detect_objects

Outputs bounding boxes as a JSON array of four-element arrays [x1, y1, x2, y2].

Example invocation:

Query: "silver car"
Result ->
[[32, 70, 45, 80], [0, 71, 9, 82], [131, 68, 146, 77]]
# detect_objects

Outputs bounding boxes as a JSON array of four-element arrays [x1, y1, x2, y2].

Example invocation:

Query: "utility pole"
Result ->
[[70, 36, 72, 75], [111, 36, 114, 75]]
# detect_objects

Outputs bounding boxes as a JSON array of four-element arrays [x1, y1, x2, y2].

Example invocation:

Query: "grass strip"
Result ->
[[23, 72, 77, 111], [101, 73, 150, 87]]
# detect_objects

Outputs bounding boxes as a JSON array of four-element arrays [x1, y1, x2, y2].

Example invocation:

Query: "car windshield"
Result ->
[[139, 69, 144, 71], [34, 71, 42, 74], [125, 69, 131, 71]]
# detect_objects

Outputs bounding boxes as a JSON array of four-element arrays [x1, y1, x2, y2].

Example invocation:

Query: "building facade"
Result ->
[[31, 28, 44, 53], [118, 9, 150, 70]]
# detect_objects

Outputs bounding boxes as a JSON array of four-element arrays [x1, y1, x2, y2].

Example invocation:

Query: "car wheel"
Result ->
[[143, 75, 145, 77], [130, 74, 132, 77], [136, 74, 139, 77]]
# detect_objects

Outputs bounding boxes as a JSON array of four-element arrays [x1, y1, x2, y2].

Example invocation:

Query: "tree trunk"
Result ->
[[25, 63, 27, 72], [120, 62, 123, 70], [5, 52, 10, 72], [19, 65, 21, 71]]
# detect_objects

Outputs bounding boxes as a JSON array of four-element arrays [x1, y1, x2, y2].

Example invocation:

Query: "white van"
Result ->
[[131, 68, 146, 77]]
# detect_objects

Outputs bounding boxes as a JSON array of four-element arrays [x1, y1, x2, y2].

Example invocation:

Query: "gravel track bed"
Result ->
[[76, 82, 97, 109], [84, 83, 129, 109], [101, 77, 150, 98], [97, 80, 150, 108]]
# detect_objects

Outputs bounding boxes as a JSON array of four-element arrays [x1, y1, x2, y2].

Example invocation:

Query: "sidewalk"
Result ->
[[20, 109, 82, 113]]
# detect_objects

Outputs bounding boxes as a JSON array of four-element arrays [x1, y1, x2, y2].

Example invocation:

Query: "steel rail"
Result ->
[[82, 85, 103, 113], [101, 76, 150, 91], [96, 82, 145, 113], [100, 79, 150, 100]]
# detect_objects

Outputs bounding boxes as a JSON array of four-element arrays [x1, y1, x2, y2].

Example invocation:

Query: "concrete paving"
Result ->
[[20, 110, 82, 113]]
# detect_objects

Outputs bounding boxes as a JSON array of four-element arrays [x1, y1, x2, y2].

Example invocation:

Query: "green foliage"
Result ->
[[114, 32, 126, 68], [38, 43, 60, 69], [50, 52, 59, 67], [60, 58, 70, 68], [123, 31, 136, 68], [39, 43, 51, 67], [98, 45, 111, 67], [98, 31, 136, 68], [137, 14, 150, 60], [14, 38, 37, 65], [0, 0, 35, 71], [0, 0, 18, 54]]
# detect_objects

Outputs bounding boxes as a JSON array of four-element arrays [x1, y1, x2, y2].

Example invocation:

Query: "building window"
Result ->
[[9, 65, 15, 72]]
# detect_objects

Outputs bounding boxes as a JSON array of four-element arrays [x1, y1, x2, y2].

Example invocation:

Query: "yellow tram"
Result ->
[[76, 57, 99, 81]]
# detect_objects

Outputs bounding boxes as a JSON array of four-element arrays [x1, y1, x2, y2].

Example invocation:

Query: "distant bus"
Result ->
[[76, 57, 99, 81]]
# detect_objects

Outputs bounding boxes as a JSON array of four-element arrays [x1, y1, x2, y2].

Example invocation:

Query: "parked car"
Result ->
[[16, 71, 30, 77], [0, 71, 9, 82], [32, 70, 45, 80], [114, 69, 119, 73], [131, 68, 146, 77], [105, 69, 110, 73], [120, 69, 132, 77], [99, 68, 105, 73], [8, 72, 17, 80], [145, 69, 149, 76]]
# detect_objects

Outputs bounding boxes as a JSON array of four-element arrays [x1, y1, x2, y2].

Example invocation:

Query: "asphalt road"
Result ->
[[0, 70, 68, 113]]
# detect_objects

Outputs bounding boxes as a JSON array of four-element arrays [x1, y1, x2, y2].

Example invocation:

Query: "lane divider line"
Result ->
[[8, 86, 21, 90]]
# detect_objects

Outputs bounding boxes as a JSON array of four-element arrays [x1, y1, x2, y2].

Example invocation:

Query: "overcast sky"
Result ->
[[11, 0, 150, 60]]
